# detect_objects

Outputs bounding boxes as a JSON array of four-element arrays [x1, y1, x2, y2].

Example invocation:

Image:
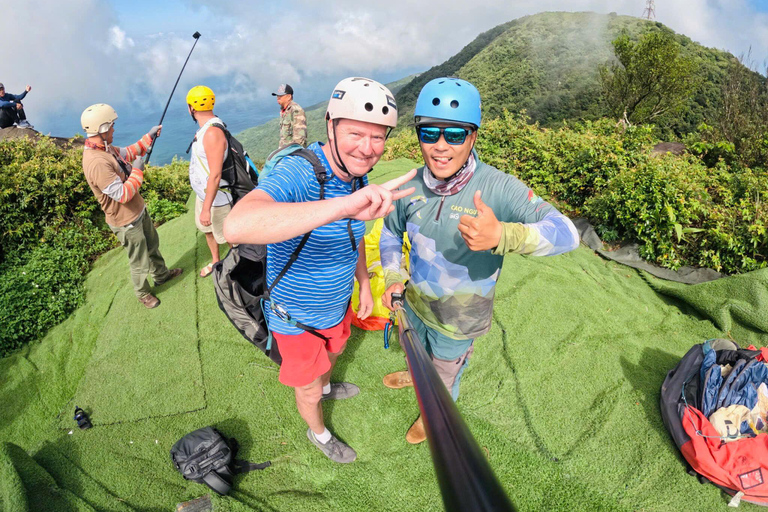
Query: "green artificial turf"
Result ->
[[60, 201, 205, 427], [1, 159, 767, 511]]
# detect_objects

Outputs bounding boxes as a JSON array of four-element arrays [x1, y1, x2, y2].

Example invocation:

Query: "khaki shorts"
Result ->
[[195, 196, 231, 244]]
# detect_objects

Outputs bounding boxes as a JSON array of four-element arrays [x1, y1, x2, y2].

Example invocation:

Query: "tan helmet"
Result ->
[[81, 104, 118, 137], [326, 77, 398, 128]]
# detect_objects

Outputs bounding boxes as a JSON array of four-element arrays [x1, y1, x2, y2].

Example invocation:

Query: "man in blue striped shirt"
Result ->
[[224, 77, 415, 463]]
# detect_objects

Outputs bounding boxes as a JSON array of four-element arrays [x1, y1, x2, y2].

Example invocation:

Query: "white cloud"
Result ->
[[2, 0, 766, 128], [109, 26, 135, 50], [167, 0, 768, 83], [0, 0, 140, 119]]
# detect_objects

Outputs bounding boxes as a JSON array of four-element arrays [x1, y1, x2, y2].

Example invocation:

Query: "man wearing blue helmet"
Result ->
[[380, 77, 579, 444]]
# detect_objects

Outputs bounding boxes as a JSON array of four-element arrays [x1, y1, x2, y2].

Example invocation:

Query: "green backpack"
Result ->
[[260, 143, 307, 181]]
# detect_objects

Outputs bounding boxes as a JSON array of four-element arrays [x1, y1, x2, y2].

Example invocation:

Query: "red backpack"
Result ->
[[661, 339, 768, 507]]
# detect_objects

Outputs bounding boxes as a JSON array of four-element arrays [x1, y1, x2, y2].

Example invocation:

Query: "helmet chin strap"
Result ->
[[99, 128, 111, 150]]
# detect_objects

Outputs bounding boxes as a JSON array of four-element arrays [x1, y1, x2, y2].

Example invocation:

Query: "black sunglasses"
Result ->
[[416, 126, 473, 145]]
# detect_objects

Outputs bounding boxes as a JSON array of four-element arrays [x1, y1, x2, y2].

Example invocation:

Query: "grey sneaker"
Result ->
[[307, 428, 357, 463], [18, 120, 33, 129], [321, 382, 360, 401]]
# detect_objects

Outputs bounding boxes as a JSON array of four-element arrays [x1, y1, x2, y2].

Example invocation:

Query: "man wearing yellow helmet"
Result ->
[[81, 103, 182, 309], [186, 86, 231, 277]]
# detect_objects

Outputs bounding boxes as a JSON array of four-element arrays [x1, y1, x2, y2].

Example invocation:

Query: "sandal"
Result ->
[[199, 263, 214, 278]]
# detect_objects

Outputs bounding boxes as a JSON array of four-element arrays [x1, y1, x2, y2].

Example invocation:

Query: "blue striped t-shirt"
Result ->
[[257, 142, 366, 335]]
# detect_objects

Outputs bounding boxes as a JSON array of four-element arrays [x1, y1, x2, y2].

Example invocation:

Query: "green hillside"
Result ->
[[394, 12, 739, 134], [238, 75, 416, 161], [239, 12, 746, 158]]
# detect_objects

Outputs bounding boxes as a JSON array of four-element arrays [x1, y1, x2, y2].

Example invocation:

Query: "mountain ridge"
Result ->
[[239, 11, 751, 160]]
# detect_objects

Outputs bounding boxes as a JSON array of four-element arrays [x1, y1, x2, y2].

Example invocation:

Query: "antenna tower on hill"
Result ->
[[643, 0, 656, 20]]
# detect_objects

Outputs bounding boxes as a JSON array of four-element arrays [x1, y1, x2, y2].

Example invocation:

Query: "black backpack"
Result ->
[[212, 148, 362, 362], [187, 122, 259, 205], [170, 426, 270, 495]]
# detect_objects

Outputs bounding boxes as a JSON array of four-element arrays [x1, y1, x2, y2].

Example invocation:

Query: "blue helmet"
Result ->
[[414, 77, 482, 128]]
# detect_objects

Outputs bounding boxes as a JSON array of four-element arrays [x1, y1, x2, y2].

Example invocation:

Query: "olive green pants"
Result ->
[[109, 209, 171, 299]]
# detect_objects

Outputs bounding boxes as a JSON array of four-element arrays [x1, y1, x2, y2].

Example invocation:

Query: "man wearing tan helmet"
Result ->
[[81, 104, 182, 308], [225, 77, 416, 463]]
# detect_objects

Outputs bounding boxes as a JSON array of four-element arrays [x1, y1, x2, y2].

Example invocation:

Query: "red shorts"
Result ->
[[274, 306, 354, 387]]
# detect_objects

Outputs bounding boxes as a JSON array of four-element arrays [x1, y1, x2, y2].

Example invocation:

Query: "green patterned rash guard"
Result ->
[[381, 154, 579, 340]]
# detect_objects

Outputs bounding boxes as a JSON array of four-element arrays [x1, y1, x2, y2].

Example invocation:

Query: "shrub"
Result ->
[[142, 157, 192, 205], [583, 155, 710, 269], [698, 166, 768, 272], [683, 124, 738, 168], [475, 112, 656, 211], [143, 158, 191, 224], [0, 223, 114, 356], [145, 192, 188, 224], [0, 137, 99, 261], [383, 130, 421, 161], [0, 137, 192, 354], [384, 111, 766, 275]]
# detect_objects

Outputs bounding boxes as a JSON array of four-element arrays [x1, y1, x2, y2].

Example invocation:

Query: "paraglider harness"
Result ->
[[261, 158, 363, 351], [212, 147, 363, 361], [661, 339, 768, 507]]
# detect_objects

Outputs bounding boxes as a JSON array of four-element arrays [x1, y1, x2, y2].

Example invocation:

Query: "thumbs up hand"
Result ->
[[457, 191, 503, 251]]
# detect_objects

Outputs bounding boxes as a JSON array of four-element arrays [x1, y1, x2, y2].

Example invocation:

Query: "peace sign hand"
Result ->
[[342, 169, 417, 221]]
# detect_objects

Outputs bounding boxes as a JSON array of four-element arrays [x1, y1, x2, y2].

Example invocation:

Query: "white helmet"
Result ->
[[81, 104, 118, 137], [326, 77, 398, 128]]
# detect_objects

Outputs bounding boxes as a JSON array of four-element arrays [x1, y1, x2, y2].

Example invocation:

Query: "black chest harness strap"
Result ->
[[265, 151, 363, 341]]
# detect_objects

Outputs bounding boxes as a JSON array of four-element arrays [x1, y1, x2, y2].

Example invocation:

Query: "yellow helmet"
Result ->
[[186, 85, 215, 111]]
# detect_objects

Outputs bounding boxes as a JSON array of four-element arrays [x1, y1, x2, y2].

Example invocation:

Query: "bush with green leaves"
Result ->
[[384, 111, 766, 274], [475, 112, 655, 211], [382, 130, 421, 162], [583, 155, 710, 269], [143, 157, 191, 224], [0, 137, 99, 262], [385, 111, 656, 211], [697, 166, 768, 272], [142, 157, 192, 205], [0, 223, 116, 356], [0, 136, 192, 354]]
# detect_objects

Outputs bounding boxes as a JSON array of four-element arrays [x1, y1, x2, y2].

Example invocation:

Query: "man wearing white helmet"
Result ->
[[81, 104, 182, 309], [225, 77, 416, 463]]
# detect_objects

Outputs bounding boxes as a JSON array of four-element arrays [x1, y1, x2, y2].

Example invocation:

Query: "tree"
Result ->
[[600, 30, 699, 127], [716, 53, 768, 168]]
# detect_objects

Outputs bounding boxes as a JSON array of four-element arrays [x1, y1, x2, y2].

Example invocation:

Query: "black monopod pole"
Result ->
[[144, 31, 201, 165], [393, 295, 516, 512]]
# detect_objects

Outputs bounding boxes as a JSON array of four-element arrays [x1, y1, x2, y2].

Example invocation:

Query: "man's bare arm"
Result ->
[[223, 169, 416, 245]]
